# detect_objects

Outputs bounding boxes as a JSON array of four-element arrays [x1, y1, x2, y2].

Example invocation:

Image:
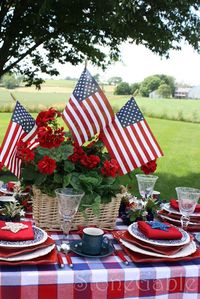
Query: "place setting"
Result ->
[[113, 186, 200, 263], [159, 187, 200, 232], [0, 220, 57, 266]]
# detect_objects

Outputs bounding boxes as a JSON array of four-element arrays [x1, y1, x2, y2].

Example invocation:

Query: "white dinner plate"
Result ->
[[0, 186, 14, 195], [128, 222, 190, 247], [121, 239, 196, 258], [0, 226, 48, 248], [162, 203, 200, 217], [0, 244, 55, 261], [159, 213, 200, 225], [0, 196, 16, 202]]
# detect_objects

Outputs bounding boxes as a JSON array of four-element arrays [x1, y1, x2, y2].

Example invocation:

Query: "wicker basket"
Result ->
[[32, 186, 123, 231]]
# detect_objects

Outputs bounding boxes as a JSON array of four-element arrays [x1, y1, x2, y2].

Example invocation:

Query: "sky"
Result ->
[[54, 42, 200, 86]]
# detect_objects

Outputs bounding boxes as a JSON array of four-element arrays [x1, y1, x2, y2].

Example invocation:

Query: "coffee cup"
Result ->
[[81, 227, 110, 255]]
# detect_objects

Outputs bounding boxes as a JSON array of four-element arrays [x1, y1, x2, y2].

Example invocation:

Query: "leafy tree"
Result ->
[[114, 82, 132, 95], [0, 1, 199, 88], [93, 73, 100, 82], [155, 74, 176, 95], [139, 76, 162, 97], [108, 76, 123, 85], [2, 73, 20, 89], [157, 83, 172, 98], [130, 83, 140, 95]]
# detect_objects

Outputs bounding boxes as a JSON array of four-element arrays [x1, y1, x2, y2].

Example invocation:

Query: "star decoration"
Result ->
[[147, 221, 170, 231], [1, 222, 28, 233]]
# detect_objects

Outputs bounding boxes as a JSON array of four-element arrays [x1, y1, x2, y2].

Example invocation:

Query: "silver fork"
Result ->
[[60, 243, 73, 268]]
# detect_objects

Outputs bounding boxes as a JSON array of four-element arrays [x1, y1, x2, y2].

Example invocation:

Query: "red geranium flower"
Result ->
[[141, 159, 157, 175], [68, 145, 85, 163], [37, 126, 65, 148], [37, 156, 56, 175], [16, 141, 35, 162], [36, 108, 58, 127], [101, 159, 119, 177], [80, 155, 100, 169]]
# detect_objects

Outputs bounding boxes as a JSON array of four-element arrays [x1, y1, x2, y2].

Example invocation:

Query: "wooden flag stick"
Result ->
[[84, 57, 88, 69], [10, 92, 17, 102]]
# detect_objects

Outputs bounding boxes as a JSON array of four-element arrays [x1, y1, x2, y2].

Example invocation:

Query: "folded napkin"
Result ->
[[7, 182, 16, 192], [112, 230, 188, 255], [138, 221, 182, 240], [170, 199, 200, 213], [0, 221, 34, 241]]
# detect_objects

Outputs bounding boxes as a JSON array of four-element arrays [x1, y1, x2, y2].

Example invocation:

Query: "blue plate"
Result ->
[[195, 233, 200, 243], [70, 240, 114, 258]]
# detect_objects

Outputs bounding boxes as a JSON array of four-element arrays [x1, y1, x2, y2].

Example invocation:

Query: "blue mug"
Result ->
[[81, 227, 110, 255]]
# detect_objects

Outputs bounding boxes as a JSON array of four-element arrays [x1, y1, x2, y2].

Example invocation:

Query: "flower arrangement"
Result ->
[[16, 108, 121, 214], [119, 160, 160, 224], [0, 201, 25, 222], [120, 193, 160, 224]]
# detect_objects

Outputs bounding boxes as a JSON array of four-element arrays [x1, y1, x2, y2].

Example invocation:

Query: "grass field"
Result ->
[[0, 80, 200, 122], [0, 111, 199, 200]]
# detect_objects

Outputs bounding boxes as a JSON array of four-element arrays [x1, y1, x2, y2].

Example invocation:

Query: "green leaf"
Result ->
[[34, 173, 47, 185], [79, 174, 102, 191], [63, 174, 71, 187], [102, 176, 116, 185], [36, 143, 73, 162], [54, 173, 63, 183], [21, 164, 38, 182], [91, 195, 101, 216], [70, 172, 82, 190], [64, 160, 75, 172]]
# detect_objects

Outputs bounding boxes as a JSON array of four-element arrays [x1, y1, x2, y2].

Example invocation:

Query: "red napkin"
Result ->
[[138, 221, 182, 240], [170, 199, 200, 213], [112, 230, 189, 255], [7, 182, 16, 192], [0, 221, 34, 241]]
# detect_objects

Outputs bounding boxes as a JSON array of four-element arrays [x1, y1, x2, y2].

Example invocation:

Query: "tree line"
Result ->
[[113, 74, 176, 98]]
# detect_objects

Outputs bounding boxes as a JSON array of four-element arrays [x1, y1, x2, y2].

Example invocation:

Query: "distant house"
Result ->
[[174, 88, 190, 99], [188, 86, 200, 99]]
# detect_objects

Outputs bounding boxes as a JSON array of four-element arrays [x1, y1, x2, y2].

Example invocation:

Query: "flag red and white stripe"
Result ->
[[0, 101, 37, 178], [100, 98, 163, 175], [62, 68, 114, 145]]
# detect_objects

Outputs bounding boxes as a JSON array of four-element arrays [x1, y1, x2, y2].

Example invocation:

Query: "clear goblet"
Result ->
[[55, 188, 85, 238], [136, 174, 158, 201], [176, 187, 200, 230]]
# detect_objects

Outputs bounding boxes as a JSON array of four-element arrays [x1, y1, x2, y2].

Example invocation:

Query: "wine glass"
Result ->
[[176, 187, 200, 230], [55, 188, 85, 241], [136, 174, 158, 201]]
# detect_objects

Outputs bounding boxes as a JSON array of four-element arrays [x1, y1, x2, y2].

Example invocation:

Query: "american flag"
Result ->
[[0, 101, 37, 178], [62, 68, 114, 146], [100, 97, 163, 175]]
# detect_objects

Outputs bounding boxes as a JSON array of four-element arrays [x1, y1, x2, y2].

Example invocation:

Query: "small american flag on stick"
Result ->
[[62, 68, 114, 146], [100, 97, 163, 175], [0, 101, 37, 178]]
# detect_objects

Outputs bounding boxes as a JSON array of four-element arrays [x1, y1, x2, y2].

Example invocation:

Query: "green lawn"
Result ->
[[0, 80, 200, 122], [0, 111, 199, 200]]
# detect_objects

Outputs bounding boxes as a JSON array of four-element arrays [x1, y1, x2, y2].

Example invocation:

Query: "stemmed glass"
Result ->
[[55, 188, 85, 241], [136, 174, 158, 201], [176, 187, 200, 230]]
